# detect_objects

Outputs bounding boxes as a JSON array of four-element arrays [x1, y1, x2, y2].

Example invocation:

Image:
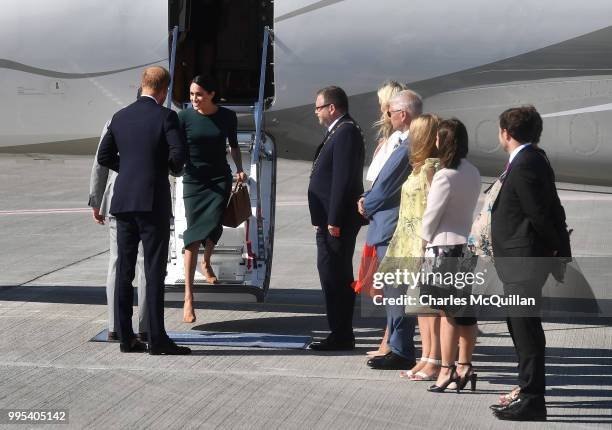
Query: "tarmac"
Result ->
[[0, 153, 611, 429]]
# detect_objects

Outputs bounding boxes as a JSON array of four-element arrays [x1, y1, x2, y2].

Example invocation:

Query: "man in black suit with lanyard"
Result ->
[[308, 86, 365, 351], [490, 106, 567, 421], [98, 66, 190, 355]]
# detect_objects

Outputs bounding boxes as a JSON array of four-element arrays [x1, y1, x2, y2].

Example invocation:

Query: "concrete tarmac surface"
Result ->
[[0, 153, 610, 429]]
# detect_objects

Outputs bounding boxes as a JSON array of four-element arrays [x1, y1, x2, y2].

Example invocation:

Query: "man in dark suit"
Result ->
[[490, 105, 564, 420], [98, 66, 190, 355], [308, 86, 365, 351]]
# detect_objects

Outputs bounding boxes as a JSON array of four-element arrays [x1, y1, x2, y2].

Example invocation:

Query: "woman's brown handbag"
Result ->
[[222, 182, 251, 227]]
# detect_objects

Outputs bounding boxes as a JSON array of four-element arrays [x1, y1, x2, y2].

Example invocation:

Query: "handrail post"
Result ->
[[252, 26, 271, 165], [167, 25, 179, 109]]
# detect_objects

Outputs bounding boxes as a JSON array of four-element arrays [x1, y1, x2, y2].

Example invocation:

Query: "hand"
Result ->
[[357, 197, 366, 216], [92, 208, 105, 225], [236, 171, 248, 183], [328, 225, 341, 238]]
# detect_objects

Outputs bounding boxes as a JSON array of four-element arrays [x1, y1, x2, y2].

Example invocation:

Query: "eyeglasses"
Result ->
[[386, 109, 404, 118], [315, 103, 331, 112]]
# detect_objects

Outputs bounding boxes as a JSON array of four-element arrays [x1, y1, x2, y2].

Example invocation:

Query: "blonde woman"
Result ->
[[377, 114, 441, 376], [366, 81, 409, 184]]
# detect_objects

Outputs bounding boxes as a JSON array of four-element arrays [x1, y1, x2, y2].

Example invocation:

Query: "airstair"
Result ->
[[164, 23, 275, 303]]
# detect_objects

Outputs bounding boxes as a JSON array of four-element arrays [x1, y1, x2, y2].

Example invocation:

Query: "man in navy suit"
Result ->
[[98, 66, 190, 355], [308, 86, 365, 350], [360, 90, 420, 369], [490, 106, 566, 420]]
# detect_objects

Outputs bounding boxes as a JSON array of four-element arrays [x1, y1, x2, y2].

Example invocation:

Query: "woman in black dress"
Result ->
[[179, 75, 247, 323]]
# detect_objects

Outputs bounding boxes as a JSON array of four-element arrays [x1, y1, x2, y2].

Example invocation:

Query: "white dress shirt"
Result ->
[[509, 143, 532, 165], [327, 114, 346, 132]]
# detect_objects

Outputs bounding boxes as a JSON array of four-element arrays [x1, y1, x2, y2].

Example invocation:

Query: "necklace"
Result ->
[[310, 120, 362, 176]]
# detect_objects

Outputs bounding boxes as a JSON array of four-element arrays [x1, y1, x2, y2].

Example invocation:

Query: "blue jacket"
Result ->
[[98, 97, 186, 216], [363, 142, 411, 246]]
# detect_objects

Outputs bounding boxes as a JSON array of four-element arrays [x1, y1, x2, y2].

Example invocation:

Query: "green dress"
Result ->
[[179, 106, 238, 247], [379, 158, 441, 275]]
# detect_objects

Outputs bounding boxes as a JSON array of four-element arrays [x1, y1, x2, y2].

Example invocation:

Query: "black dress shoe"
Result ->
[[107, 331, 119, 342], [149, 341, 191, 355], [493, 395, 547, 421], [119, 339, 148, 353], [489, 403, 504, 412], [309, 338, 355, 351], [136, 332, 148, 343], [367, 352, 415, 370]]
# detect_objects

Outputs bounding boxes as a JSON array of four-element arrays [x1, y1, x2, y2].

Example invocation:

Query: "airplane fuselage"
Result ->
[[2, 0, 612, 184]]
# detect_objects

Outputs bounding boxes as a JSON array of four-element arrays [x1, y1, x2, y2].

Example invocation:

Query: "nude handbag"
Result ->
[[222, 182, 251, 227]]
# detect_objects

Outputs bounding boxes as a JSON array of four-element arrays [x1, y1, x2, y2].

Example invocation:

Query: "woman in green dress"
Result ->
[[179, 75, 247, 323]]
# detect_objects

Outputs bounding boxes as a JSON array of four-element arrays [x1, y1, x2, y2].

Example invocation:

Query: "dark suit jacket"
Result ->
[[308, 114, 365, 228], [491, 145, 562, 282], [363, 142, 411, 246], [536, 148, 571, 258], [97, 96, 186, 217]]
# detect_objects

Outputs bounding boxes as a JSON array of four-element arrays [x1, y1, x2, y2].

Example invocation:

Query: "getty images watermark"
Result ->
[[370, 268, 536, 308], [361, 257, 605, 318]]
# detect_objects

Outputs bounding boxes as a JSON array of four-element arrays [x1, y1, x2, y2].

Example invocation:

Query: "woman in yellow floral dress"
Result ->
[[378, 114, 441, 380]]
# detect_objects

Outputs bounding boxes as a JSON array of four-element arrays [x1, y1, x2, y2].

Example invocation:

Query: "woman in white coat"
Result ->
[[419, 119, 482, 392]]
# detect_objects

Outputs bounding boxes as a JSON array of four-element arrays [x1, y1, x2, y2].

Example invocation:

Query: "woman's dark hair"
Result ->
[[499, 105, 542, 144], [191, 75, 220, 103], [437, 118, 468, 169]]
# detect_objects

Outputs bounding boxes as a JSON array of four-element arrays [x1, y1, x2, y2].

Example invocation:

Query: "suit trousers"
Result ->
[[507, 316, 546, 396], [504, 273, 548, 397], [115, 212, 170, 348], [315, 225, 359, 342], [107, 216, 147, 333], [378, 245, 416, 360]]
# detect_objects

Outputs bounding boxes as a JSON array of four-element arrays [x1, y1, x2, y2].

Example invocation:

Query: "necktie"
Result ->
[[498, 162, 509, 183]]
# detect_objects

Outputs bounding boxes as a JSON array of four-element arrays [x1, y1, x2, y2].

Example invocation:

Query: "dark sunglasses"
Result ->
[[386, 109, 404, 118]]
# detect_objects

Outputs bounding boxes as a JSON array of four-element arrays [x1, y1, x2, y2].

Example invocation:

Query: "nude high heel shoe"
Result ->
[[201, 261, 218, 284]]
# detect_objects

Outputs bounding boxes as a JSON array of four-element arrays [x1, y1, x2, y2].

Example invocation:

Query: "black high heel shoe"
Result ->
[[456, 362, 478, 392], [427, 365, 459, 393]]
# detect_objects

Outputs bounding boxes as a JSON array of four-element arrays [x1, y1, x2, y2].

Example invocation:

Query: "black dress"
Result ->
[[179, 106, 238, 247]]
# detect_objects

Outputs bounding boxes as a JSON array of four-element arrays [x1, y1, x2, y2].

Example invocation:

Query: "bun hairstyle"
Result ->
[[191, 75, 220, 103], [437, 118, 469, 169]]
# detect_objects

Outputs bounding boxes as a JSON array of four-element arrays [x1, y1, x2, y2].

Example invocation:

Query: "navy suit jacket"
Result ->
[[97, 97, 186, 217], [363, 142, 411, 246], [491, 145, 562, 283], [308, 114, 365, 228]]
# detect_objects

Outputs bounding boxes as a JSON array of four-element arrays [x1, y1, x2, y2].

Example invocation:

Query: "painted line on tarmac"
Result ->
[[276, 201, 308, 206], [0, 208, 90, 216], [0, 203, 309, 216]]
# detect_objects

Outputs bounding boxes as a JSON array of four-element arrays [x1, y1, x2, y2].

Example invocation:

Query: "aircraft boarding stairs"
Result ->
[[164, 26, 275, 303]]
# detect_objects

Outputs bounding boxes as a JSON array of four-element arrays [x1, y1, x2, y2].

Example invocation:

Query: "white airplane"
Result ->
[[3, 0, 612, 299]]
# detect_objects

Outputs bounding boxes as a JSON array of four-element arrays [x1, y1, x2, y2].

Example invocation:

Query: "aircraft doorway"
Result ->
[[168, 0, 274, 107]]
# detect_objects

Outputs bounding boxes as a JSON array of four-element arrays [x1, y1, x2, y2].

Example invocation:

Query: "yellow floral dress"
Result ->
[[379, 158, 441, 277]]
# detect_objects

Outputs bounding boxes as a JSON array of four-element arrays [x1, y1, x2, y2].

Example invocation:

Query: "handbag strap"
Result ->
[[232, 181, 245, 194]]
